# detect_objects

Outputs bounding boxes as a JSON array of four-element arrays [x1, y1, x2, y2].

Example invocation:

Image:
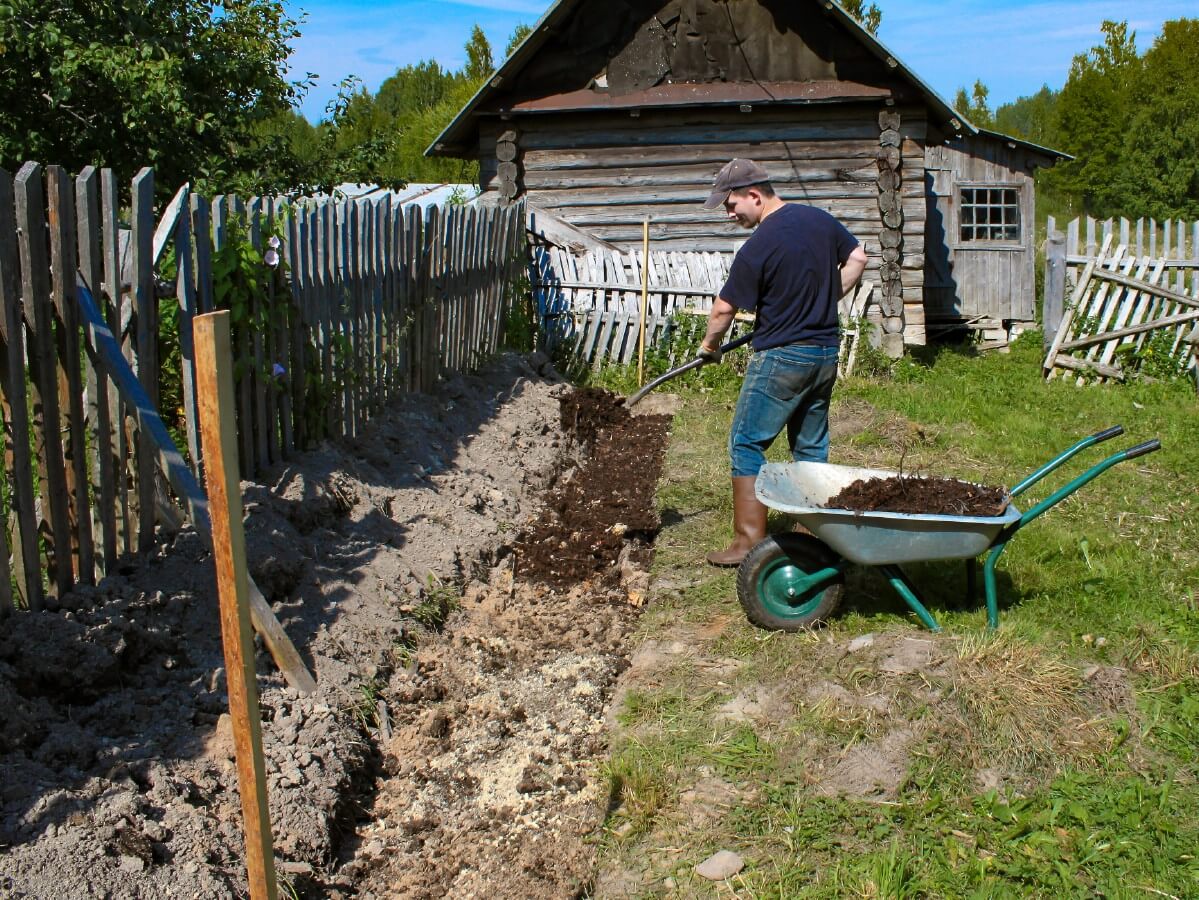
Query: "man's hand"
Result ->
[[696, 342, 723, 364]]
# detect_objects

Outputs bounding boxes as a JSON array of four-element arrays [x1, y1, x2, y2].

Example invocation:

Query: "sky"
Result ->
[[283, 0, 1195, 123]]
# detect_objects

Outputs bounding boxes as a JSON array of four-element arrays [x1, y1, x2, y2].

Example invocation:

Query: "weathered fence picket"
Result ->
[[0, 161, 527, 613], [1045, 217, 1199, 383]]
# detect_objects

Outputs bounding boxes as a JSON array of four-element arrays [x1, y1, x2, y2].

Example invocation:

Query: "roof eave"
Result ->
[[427, 0, 578, 158], [975, 127, 1074, 162]]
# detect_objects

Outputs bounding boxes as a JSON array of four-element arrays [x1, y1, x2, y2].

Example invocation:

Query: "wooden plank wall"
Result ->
[[482, 105, 927, 342], [923, 134, 1040, 336], [0, 163, 526, 613]]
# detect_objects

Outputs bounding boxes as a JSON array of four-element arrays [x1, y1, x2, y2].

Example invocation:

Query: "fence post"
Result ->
[[1044, 220, 1066, 347]]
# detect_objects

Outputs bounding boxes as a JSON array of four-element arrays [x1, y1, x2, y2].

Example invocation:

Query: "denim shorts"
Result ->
[[728, 343, 839, 477]]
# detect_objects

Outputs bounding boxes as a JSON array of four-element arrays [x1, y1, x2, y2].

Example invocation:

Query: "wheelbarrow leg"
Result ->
[[982, 540, 1011, 630], [965, 558, 978, 608], [879, 565, 941, 632]]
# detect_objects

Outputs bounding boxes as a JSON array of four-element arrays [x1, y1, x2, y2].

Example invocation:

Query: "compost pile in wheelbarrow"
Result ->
[[827, 474, 1009, 516]]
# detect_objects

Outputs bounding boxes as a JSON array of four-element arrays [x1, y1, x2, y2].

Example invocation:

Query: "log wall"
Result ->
[[481, 104, 927, 343]]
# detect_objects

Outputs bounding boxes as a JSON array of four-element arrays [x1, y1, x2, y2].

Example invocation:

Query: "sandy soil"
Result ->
[[0, 353, 671, 899]]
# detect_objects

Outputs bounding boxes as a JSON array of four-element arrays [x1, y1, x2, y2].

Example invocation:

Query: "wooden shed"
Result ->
[[428, 0, 1068, 351]]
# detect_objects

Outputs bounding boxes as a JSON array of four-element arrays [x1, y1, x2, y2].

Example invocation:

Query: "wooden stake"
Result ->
[[638, 218, 649, 385], [194, 310, 279, 900]]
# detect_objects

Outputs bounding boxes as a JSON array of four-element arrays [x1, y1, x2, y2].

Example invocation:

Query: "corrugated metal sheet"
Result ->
[[327, 183, 481, 209]]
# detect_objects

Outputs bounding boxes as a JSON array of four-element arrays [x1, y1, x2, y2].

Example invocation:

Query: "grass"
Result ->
[[589, 333, 1199, 898]]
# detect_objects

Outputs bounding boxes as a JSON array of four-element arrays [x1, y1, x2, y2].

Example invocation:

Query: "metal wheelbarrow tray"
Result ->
[[736, 426, 1160, 633]]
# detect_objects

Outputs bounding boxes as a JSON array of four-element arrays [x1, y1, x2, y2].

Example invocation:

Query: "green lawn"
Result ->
[[590, 335, 1199, 898]]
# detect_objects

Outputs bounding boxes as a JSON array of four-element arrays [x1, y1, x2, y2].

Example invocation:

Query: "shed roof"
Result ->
[[428, 0, 977, 158], [973, 128, 1074, 162]]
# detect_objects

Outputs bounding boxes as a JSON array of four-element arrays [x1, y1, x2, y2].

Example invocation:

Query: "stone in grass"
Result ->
[[695, 849, 745, 881]]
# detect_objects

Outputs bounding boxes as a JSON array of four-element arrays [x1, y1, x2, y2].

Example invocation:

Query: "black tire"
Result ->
[[736, 534, 845, 632]]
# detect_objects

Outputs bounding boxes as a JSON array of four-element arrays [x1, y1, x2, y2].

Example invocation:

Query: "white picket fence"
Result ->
[[531, 244, 874, 371]]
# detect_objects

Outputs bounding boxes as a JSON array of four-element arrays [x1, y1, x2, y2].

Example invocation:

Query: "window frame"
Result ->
[[955, 182, 1024, 249]]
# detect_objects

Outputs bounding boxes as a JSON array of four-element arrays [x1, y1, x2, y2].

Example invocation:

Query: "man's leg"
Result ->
[[709, 349, 798, 567], [785, 346, 839, 462]]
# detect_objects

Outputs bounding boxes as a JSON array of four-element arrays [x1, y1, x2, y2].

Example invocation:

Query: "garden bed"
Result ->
[[0, 355, 672, 899]]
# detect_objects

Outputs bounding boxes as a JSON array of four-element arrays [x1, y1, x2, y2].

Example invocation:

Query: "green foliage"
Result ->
[[840, 0, 882, 35], [505, 24, 533, 58], [994, 85, 1059, 146], [986, 18, 1199, 221], [500, 267, 537, 354], [0, 0, 305, 199], [463, 25, 493, 82], [953, 80, 994, 128]]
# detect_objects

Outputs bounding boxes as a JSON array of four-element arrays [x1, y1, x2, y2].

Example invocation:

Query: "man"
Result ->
[[698, 158, 868, 566]]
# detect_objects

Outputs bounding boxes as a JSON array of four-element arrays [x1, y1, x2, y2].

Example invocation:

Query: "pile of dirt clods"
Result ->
[[0, 355, 672, 899]]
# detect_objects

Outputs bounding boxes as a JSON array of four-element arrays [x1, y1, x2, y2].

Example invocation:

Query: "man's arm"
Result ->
[[839, 245, 868, 297], [700, 297, 739, 353]]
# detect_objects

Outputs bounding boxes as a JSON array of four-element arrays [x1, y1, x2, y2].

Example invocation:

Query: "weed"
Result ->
[[410, 574, 460, 630], [353, 675, 382, 730]]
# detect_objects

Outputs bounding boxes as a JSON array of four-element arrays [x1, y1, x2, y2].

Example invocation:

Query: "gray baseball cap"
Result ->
[[702, 158, 771, 210]]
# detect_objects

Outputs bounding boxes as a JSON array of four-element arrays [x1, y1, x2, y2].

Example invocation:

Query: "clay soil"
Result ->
[[828, 474, 1009, 516], [0, 355, 671, 899]]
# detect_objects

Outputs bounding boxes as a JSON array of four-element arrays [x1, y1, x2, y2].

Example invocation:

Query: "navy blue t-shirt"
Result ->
[[719, 203, 859, 350]]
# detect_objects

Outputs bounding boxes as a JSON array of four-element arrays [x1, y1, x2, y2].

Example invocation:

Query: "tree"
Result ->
[[506, 24, 534, 59], [1114, 18, 1199, 219], [994, 85, 1059, 145], [0, 0, 305, 197], [463, 25, 494, 82], [1044, 20, 1141, 215], [841, 0, 882, 35], [953, 80, 993, 129]]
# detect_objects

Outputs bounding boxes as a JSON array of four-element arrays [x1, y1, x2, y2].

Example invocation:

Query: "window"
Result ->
[[959, 186, 1021, 243]]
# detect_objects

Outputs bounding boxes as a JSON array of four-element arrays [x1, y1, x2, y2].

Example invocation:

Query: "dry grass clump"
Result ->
[[1120, 625, 1199, 682], [946, 633, 1107, 772]]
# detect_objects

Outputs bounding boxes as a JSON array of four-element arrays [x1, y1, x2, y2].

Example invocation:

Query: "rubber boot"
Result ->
[[706, 476, 768, 567]]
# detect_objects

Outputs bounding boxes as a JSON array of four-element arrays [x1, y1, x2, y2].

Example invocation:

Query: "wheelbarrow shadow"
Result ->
[[839, 557, 1020, 622]]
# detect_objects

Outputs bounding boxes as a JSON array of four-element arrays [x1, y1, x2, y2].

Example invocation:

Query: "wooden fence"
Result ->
[[1044, 216, 1199, 384], [531, 244, 875, 372], [0, 162, 526, 614]]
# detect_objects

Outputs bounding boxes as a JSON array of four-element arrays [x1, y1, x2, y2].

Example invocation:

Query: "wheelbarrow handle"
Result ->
[[1123, 438, 1161, 459], [1010, 424, 1125, 497], [984, 434, 1162, 628]]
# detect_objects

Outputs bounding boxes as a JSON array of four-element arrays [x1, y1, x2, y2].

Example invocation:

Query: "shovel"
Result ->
[[625, 331, 754, 407]]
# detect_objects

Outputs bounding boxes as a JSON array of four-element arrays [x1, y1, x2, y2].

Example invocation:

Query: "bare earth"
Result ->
[[0, 353, 670, 899]]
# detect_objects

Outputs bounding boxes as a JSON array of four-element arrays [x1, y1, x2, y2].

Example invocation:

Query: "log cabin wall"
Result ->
[[924, 134, 1042, 333], [478, 103, 928, 342]]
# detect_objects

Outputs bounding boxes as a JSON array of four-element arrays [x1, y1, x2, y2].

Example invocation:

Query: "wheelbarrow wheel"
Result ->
[[736, 534, 844, 632]]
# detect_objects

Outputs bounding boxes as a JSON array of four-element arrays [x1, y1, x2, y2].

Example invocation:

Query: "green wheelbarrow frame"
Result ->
[[738, 426, 1161, 631]]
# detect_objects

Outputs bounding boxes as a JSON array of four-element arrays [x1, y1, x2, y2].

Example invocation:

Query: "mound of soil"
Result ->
[[516, 388, 669, 589], [827, 475, 1008, 517], [0, 354, 674, 900]]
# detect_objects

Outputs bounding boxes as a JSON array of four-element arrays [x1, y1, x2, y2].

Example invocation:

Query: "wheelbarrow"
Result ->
[[736, 426, 1161, 632]]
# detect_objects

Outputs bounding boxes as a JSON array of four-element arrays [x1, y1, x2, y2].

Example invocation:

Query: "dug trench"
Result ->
[[0, 354, 672, 899]]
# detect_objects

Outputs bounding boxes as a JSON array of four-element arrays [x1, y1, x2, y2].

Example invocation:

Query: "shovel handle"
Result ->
[[625, 330, 754, 407]]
